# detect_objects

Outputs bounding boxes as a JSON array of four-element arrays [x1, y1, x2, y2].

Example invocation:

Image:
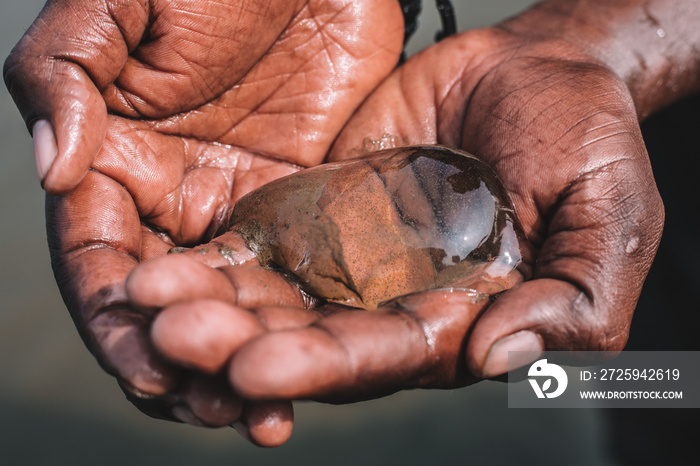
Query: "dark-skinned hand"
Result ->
[[7, 0, 700, 448], [190, 0, 698, 413], [4, 0, 404, 447], [131, 23, 665, 412]]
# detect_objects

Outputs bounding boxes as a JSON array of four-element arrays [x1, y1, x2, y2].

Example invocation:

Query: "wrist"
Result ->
[[496, 0, 700, 119]]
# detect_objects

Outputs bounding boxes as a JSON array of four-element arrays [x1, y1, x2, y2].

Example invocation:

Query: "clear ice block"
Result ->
[[229, 146, 523, 309]]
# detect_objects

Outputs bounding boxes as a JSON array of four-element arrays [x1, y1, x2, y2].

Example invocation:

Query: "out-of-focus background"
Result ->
[[0, 1, 625, 464]]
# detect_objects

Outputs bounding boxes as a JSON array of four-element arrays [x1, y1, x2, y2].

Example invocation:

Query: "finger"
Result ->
[[89, 308, 181, 396], [229, 289, 489, 401], [126, 255, 237, 310], [127, 255, 309, 311], [219, 266, 312, 309], [467, 172, 664, 378], [47, 169, 140, 322], [167, 232, 258, 268], [232, 401, 294, 448], [3, 0, 149, 193], [47, 170, 181, 396], [253, 306, 320, 331], [151, 300, 265, 374], [149, 300, 319, 375], [172, 374, 243, 428], [150, 302, 320, 375]]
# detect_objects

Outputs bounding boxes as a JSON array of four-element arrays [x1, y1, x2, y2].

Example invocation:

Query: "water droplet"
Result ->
[[625, 236, 640, 254], [656, 28, 666, 38], [228, 146, 524, 309]]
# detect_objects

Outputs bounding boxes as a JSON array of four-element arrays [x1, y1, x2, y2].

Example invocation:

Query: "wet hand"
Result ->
[[125, 146, 525, 403], [181, 26, 664, 403], [333, 27, 664, 379], [9, 0, 404, 446]]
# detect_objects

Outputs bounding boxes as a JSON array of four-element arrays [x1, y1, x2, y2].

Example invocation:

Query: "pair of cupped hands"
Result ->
[[5, 0, 662, 446]]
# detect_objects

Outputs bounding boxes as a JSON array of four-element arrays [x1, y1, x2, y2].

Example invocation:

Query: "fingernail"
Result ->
[[32, 119, 57, 182], [482, 330, 543, 378]]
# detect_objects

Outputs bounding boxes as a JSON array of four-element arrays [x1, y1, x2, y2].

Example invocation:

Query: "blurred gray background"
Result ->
[[1, 1, 618, 465]]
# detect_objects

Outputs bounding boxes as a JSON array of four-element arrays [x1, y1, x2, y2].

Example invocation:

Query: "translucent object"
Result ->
[[229, 146, 523, 309]]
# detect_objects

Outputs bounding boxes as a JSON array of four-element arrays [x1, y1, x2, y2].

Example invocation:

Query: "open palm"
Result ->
[[131, 26, 663, 418], [6, 0, 404, 446]]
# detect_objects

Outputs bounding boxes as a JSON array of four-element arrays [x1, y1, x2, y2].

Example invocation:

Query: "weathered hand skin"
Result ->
[[229, 145, 524, 309]]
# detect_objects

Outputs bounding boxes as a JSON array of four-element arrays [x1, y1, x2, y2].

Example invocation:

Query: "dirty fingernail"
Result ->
[[32, 119, 57, 182], [482, 330, 543, 378]]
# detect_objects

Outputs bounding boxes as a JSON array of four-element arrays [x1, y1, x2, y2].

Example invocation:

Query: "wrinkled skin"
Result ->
[[4, 0, 679, 448], [5, 0, 405, 446], [129, 26, 664, 409]]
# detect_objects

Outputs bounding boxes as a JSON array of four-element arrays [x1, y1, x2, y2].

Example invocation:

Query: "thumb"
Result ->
[[465, 169, 664, 379], [3, 0, 148, 194], [466, 279, 599, 378]]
